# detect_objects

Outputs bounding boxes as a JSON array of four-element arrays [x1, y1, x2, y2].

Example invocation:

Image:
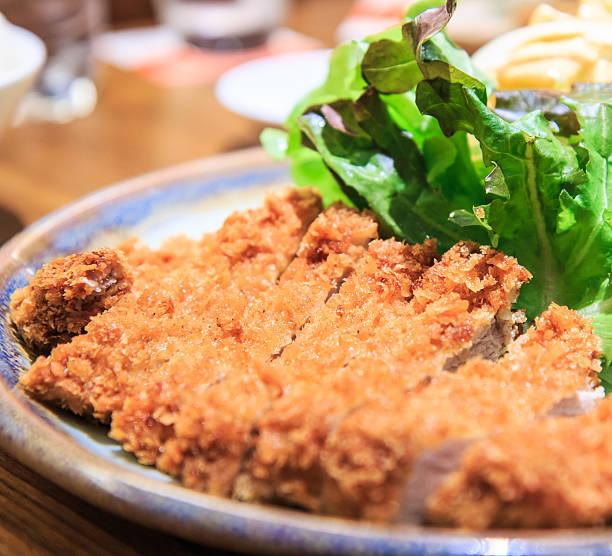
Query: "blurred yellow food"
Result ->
[[576, 0, 612, 19], [496, 0, 612, 90], [498, 58, 584, 90]]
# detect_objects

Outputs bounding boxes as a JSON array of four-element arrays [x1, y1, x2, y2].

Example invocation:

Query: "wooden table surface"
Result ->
[[0, 1, 351, 554]]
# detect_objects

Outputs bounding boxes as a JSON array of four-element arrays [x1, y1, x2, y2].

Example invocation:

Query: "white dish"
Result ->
[[0, 15, 46, 133], [215, 49, 330, 124]]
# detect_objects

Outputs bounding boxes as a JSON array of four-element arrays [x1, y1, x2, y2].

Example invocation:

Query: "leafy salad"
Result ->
[[261, 0, 612, 387]]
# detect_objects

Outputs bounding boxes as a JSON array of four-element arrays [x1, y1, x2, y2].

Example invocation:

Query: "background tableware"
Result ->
[[0, 0, 106, 123], [153, 0, 288, 50], [0, 13, 45, 134], [215, 48, 330, 124]]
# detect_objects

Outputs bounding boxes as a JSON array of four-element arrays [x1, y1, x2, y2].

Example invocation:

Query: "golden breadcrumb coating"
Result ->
[[18, 189, 322, 421], [10, 248, 133, 352], [239, 242, 530, 510], [428, 392, 612, 529], [316, 304, 601, 521], [158, 236, 436, 496], [110, 205, 379, 473], [13, 191, 604, 527]]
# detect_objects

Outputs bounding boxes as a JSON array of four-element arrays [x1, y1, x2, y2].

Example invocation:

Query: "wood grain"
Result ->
[[0, 0, 352, 231], [0, 451, 234, 556], [0, 67, 266, 227]]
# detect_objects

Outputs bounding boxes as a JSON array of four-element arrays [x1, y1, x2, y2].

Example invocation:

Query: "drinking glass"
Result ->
[[153, 0, 289, 50], [0, 0, 106, 123]]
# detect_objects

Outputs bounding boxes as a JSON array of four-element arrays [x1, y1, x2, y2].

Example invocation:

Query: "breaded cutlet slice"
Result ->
[[164, 239, 529, 500], [312, 304, 601, 521], [118, 236, 202, 276], [119, 187, 324, 302], [236, 242, 529, 509], [10, 248, 133, 352], [218, 204, 380, 360], [155, 238, 438, 495], [110, 205, 379, 468], [18, 189, 322, 421], [427, 395, 612, 529], [276, 242, 529, 380]]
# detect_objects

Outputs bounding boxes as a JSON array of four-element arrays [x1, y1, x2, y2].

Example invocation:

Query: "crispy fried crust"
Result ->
[[238, 242, 530, 510], [428, 392, 612, 529], [110, 205, 379, 473], [162, 237, 437, 496], [10, 248, 133, 352], [316, 304, 601, 521], [17, 189, 322, 421], [15, 193, 604, 527]]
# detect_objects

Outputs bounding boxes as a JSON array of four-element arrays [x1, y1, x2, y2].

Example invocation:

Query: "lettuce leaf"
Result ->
[[404, 4, 612, 319], [296, 93, 487, 245], [262, 0, 612, 381]]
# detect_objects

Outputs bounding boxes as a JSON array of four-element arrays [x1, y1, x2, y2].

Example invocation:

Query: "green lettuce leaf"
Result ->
[[362, 39, 422, 94], [261, 0, 612, 384], [406, 7, 612, 362], [297, 91, 487, 246]]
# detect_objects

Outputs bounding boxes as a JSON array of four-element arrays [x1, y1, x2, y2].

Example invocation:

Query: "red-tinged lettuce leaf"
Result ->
[[403, 2, 493, 99], [408, 0, 456, 51], [287, 42, 369, 127], [267, 0, 612, 387], [404, 0, 446, 19], [297, 96, 487, 248], [493, 89, 580, 135], [416, 78, 599, 316], [264, 0, 493, 213], [353, 88, 429, 186], [412, 38, 612, 383], [265, 25, 428, 207], [440, 85, 612, 390], [362, 1, 492, 99], [260, 40, 373, 206]]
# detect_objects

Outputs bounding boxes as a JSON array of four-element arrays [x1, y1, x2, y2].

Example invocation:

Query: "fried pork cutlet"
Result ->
[[222, 204, 380, 361], [427, 395, 612, 529], [159, 241, 528, 502], [13, 190, 606, 527], [314, 304, 601, 521], [17, 189, 322, 420], [10, 248, 133, 353], [110, 205, 379, 472], [235, 242, 529, 509], [278, 241, 529, 380], [154, 237, 437, 495]]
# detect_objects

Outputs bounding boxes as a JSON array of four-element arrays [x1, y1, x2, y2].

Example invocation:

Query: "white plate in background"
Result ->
[[215, 49, 330, 124]]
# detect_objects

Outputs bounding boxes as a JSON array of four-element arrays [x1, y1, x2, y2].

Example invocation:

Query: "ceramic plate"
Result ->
[[215, 49, 330, 124], [2, 148, 612, 556]]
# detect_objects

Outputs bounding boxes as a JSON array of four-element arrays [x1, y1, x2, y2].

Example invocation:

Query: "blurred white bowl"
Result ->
[[0, 16, 46, 134]]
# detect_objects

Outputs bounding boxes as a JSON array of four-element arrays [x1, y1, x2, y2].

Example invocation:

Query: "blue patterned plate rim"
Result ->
[[1, 148, 612, 556]]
